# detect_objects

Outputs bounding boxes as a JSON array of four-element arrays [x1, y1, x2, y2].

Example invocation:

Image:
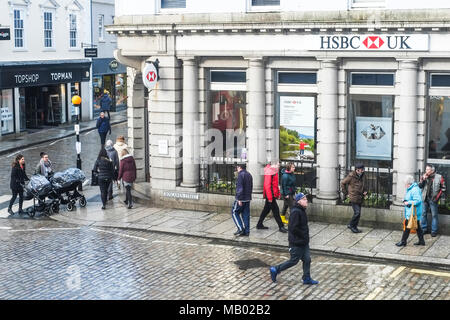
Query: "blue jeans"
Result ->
[[231, 200, 250, 235], [421, 199, 439, 233], [275, 245, 311, 280]]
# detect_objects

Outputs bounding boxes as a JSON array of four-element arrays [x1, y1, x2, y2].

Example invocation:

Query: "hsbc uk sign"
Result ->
[[316, 34, 429, 51]]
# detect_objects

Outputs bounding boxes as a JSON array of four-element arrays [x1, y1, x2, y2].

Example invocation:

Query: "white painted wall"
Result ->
[[0, 0, 91, 62], [114, 0, 450, 17]]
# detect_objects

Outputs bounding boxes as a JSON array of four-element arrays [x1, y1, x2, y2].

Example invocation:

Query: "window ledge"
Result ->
[[13, 48, 27, 52]]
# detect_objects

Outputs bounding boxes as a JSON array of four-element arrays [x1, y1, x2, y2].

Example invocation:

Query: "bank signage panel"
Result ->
[[0, 28, 11, 40], [314, 34, 429, 51]]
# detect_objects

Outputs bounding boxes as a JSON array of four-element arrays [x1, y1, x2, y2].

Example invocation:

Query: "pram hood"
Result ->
[[50, 168, 86, 189], [25, 174, 52, 197]]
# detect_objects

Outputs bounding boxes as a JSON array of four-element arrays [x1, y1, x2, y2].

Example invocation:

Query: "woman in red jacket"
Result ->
[[118, 149, 137, 209], [256, 161, 288, 233]]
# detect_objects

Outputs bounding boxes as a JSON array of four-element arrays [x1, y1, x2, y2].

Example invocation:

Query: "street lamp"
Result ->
[[71, 95, 82, 171]]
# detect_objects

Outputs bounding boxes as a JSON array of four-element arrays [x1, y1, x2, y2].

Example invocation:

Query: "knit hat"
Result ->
[[295, 193, 306, 202]]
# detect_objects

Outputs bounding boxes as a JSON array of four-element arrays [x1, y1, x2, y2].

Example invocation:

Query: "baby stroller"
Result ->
[[50, 168, 87, 211], [23, 175, 61, 217]]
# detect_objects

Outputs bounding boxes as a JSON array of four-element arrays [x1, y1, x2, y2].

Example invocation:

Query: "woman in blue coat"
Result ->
[[96, 112, 111, 147], [396, 175, 425, 247]]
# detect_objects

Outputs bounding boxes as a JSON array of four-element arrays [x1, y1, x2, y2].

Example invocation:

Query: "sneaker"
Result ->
[[101, 206, 106, 210], [303, 277, 319, 285], [270, 267, 278, 283], [234, 230, 243, 236], [256, 224, 269, 230], [279, 226, 288, 233], [128, 205, 133, 209], [431, 232, 437, 237]]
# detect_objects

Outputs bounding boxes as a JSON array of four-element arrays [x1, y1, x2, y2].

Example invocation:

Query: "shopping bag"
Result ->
[[91, 170, 99, 186], [406, 204, 418, 232]]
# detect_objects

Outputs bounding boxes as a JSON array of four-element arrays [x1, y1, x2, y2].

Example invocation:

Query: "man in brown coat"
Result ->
[[341, 163, 367, 233]]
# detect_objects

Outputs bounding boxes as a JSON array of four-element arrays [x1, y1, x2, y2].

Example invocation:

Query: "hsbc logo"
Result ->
[[146, 71, 156, 82], [317, 34, 428, 51]]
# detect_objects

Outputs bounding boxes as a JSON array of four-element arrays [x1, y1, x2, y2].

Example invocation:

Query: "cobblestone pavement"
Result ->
[[0, 122, 128, 197], [0, 219, 449, 300]]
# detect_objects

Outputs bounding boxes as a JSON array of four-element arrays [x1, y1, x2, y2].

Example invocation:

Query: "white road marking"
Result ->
[[9, 227, 81, 232], [411, 269, 450, 278], [0, 226, 12, 230], [0, 195, 12, 203], [91, 228, 149, 241]]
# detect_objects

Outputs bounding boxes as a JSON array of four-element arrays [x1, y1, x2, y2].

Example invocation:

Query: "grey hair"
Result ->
[[405, 175, 415, 186], [105, 140, 113, 147]]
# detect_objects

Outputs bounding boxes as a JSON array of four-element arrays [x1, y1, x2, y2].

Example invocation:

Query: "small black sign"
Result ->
[[0, 28, 11, 41], [84, 48, 98, 58]]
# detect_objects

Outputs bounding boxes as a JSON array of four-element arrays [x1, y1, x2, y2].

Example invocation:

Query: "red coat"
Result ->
[[118, 155, 137, 183], [263, 165, 280, 201]]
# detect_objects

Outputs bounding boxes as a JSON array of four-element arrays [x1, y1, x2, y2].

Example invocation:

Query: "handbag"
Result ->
[[91, 170, 99, 186], [406, 204, 418, 233]]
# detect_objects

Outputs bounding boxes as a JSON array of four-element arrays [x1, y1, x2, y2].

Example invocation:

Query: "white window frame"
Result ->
[[349, 72, 396, 95], [351, 0, 386, 9], [43, 11, 54, 48], [69, 13, 78, 49], [247, 0, 281, 12], [13, 8, 25, 49]]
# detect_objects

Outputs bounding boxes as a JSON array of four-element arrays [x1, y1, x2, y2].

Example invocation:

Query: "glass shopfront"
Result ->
[[1, 89, 14, 135]]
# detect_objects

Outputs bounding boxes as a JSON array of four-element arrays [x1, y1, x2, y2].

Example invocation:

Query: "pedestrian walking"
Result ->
[[100, 89, 112, 118], [269, 193, 319, 285], [231, 163, 253, 237], [118, 149, 137, 209], [34, 152, 53, 178], [105, 140, 119, 200], [341, 163, 367, 233], [396, 175, 425, 247], [93, 148, 114, 210], [256, 160, 288, 233], [419, 164, 446, 237], [96, 112, 111, 147], [114, 135, 131, 161], [280, 162, 296, 224], [8, 154, 29, 215]]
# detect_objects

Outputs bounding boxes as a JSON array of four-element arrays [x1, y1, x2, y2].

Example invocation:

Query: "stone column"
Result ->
[[317, 59, 339, 201], [395, 59, 418, 203], [247, 58, 266, 194], [180, 57, 200, 188]]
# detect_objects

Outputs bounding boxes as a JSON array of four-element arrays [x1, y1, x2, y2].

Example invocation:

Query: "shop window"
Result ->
[[44, 12, 53, 48], [210, 71, 246, 83], [115, 74, 128, 111], [428, 96, 450, 160], [431, 74, 450, 87], [14, 9, 24, 48], [351, 73, 394, 86], [208, 91, 247, 159], [161, 0, 186, 9], [1, 89, 14, 135], [19, 88, 26, 131], [252, 0, 280, 5], [278, 72, 317, 84], [348, 94, 394, 168]]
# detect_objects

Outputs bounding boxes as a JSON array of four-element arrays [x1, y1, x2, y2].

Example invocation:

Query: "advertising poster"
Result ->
[[356, 116, 392, 160], [279, 96, 315, 161]]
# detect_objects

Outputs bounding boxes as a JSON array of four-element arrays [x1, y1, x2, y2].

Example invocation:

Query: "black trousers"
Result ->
[[9, 190, 24, 211], [349, 203, 362, 228], [99, 132, 108, 146], [98, 179, 111, 206], [125, 185, 132, 206], [401, 219, 425, 244], [257, 199, 283, 228], [281, 195, 294, 216]]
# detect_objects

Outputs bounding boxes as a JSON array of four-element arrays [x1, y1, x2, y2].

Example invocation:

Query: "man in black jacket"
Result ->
[[269, 193, 318, 285], [231, 163, 253, 237]]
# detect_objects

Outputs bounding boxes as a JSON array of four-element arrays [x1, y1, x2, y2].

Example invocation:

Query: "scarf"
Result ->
[[40, 159, 52, 177]]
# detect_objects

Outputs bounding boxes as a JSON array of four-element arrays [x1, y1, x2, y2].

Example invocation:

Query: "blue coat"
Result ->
[[281, 168, 296, 196], [235, 169, 253, 201], [96, 117, 111, 134], [404, 182, 423, 221], [100, 94, 112, 111]]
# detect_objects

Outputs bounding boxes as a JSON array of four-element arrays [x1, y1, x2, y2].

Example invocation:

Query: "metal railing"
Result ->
[[337, 165, 393, 209], [199, 160, 237, 195], [280, 160, 317, 202], [415, 169, 449, 215]]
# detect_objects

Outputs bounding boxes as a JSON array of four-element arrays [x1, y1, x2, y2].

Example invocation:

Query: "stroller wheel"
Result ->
[[79, 196, 87, 207], [67, 201, 75, 212], [28, 208, 35, 218]]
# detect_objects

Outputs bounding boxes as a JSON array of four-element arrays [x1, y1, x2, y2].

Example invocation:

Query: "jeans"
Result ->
[[231, 200, 250, 234], [257, 199, 283, 228], [349, 203, 362, 228], [421, 199, 439, 233], [125, 185, 133, 207], [98, 178, 111, 206], [275, 245, 311, 280]]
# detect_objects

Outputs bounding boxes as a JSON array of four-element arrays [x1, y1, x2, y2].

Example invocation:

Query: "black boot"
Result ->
[[7, 207, 14, 215]]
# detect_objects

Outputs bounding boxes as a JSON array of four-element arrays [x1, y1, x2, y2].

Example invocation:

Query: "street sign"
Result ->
[[142, 62, 158, 90], [0, 28, 10, 40], [84, 48, 98, 58]]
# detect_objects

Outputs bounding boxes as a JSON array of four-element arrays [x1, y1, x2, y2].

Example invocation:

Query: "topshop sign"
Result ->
[[314, 34, 429, 51]]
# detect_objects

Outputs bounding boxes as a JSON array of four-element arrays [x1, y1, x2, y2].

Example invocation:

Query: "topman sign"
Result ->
[[316, 34, 429, 51]]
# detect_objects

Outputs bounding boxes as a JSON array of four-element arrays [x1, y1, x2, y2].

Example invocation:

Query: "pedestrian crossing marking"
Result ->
[[410, 269, 450, 278], [389, 266, 406, 278]]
